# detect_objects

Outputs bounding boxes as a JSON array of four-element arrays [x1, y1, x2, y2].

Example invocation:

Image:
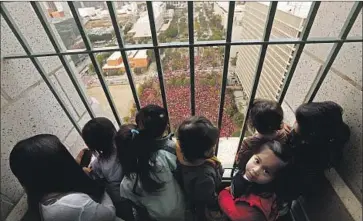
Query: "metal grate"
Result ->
[[1, 1, 362, 173]]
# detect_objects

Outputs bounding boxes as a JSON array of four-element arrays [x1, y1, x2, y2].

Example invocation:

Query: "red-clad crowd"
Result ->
[[138, 72, 238, 137]]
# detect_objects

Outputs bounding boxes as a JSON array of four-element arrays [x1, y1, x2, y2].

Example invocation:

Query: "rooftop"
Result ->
[[260, 2, 312, 18], [130, 2, 165, 37], [107, 50, 147, 62]]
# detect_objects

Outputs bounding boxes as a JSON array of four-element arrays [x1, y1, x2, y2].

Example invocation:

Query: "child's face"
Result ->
[[244, 147, 285, 184]]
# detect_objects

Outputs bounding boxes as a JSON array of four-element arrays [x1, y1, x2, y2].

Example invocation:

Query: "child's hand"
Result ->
[[282, 123, 292, 133], [82, 167, 92, 174], [75, 148, 89, 165], [224, 186, 231, 192]]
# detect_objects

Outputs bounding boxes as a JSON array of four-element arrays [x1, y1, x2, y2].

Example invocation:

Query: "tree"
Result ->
[[159, 33, 167, 43], [165, 26, 178, 39], [194, 19, 201, 33], [123, 116, 130, 123], [226, 105, 238, 117], [147, 49, 156, 62], [166, 3, 175, 10], [137, 84, 144, 96], [123, 23, 133, 35], [233, 112, 245, 126], [134, 67, 143, 75], [231, 130, 241, 137], [88, 64, 95, 74], [209, 31, 223, 41], [96, 54, 105, 66]]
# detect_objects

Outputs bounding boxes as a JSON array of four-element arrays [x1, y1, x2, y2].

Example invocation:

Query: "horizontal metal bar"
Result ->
[[233, 2, 278, 176], [277, 2, 321, 104], [188, 1, 195, 116], [31, 2, 96, 120], [68, 1, 122, 126], [304, 1, 362, 103], [0, 2, 82, 134], [107, 1, 141, 111], [215, 1, 235, 156], [4, 37, 363, 60], [146, 1, 171, 133]]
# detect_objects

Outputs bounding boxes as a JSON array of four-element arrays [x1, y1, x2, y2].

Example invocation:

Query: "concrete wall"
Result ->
[[283, 2, 362, 220], [0, 2, 116, 220]]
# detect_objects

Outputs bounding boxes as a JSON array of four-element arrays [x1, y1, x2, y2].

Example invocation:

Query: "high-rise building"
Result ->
[[82, 1, 105, 9], [235, 2, 308, 101], [46, 1, 58, 11]]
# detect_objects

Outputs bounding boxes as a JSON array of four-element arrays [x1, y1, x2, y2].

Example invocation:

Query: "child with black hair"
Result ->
[[235, 99, 290, 169], [176, 116, 225, 221], [136, 104, 176, 154], [10, 134, 117, 221], [231, 99, 291, 218], [115, 124, 185, 221], [281, 101, 350, 201], [80, 117, 134, 220], [219, 141, 292, 221]]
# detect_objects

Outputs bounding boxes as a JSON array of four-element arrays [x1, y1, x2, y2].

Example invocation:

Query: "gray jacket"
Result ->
[[120, 149, 185, 221], [40, 192, 121, 221], [90, 150, 123, 203]]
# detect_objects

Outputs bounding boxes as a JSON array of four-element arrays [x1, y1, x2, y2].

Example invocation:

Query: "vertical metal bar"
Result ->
[[0, 3, 82, 134], [31, 2, 96, 120], [304, 1, 362, 103], [146, 1, 171, 133], [106, 1, 141, 111], [233, 2, 278, 173], [68, 1, 122, 126], [277, 2, 321, 104], [215, 2, 235, 156], [188, 2, 195, 116]]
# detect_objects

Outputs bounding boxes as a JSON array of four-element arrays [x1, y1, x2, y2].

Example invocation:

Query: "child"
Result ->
[[176, 116, 225, 221], [282, 101, 350, 201], [135, 104, 176, 155], [10, 134, 117, 221], [235, 99, 290, 170], [115, 124, 185, 221], [219, 141, 292, 221], [81, 117, 134, 221]]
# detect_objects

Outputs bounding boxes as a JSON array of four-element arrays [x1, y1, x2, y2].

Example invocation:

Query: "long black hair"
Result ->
[[81, 117, 117, 160], [9, 134, 105, 218], [293, 101, 350, 169], [115, 124, 164, 195]]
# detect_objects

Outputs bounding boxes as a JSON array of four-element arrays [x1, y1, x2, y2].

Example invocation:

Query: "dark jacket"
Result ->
[[175, 143, 224, 221], [278, 131, 337, 201]]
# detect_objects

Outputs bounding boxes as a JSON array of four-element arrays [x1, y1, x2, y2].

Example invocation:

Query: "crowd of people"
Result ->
[[138, 73, 237, 136], [9, 99, 350, 221]]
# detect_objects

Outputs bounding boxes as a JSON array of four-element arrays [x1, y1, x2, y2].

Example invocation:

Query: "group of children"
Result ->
[[10, 99, 350, 221], [75, 100, 295, 221]]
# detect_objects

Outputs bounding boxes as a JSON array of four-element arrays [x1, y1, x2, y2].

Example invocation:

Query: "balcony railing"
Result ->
[[1, 1, 362, 175]]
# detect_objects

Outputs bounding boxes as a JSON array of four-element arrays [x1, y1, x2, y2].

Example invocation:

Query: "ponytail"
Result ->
[[130, 129, 165, 194], [115, 125, 164, 195]]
